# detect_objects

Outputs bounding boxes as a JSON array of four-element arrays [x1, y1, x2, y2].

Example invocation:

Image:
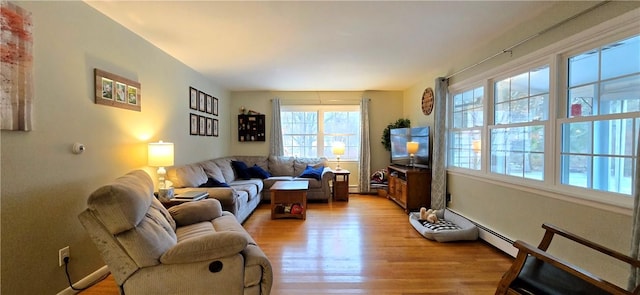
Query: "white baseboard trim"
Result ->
[[447, 209, 518, 257], [57, 265, 110, 295]]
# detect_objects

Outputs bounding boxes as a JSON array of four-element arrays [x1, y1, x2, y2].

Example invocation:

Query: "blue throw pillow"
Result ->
[[248, 164, 271, 179], [231, 161, 251, 180], [199, 177, 230, 188], [299, 165, 324, 180]]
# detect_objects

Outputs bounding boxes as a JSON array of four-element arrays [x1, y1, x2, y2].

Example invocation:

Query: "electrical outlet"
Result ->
[[59, 246, 70, 267]]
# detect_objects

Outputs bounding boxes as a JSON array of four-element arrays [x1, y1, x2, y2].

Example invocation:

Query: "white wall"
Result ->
[[403, 1, 640, 286], [1, 2, 230, 293]]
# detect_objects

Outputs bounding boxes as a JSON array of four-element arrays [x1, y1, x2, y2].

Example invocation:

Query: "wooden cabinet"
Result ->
[[386, 165, 431, 213], [238, 114, 265, 142]]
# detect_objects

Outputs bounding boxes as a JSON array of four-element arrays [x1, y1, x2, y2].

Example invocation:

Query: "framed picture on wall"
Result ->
[[206, 95, 213, 114], [213, 97, 219, 116], [94, 68, 141, 111], [190, 113, 198, 135], [206, 117, 213, 136], [189, 87, 198, 110], [198, 91, 206, 112], [199, 115, 206, 136], [213, 118, 219, 137]]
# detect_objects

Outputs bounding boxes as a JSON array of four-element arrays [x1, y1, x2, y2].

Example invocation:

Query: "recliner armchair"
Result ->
[[78, 170, 272, 294]]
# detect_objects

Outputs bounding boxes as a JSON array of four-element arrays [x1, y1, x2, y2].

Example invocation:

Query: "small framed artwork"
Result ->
[[199, 115, 206, 136], [206, 117, 213, 136], [198, 91, 206, 112], [213, 118, 219, 137], [190, 113, 198, 135], [189, 87, 198, 110], [115, 82, 126, 103], [94, 69, 141, 111], [213, 97, 219, 116], [206, 95, 213, 114], [127, 85, 138, 106]]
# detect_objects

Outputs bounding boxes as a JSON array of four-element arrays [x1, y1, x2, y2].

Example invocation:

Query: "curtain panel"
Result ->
[[431, 78, 449, 209]]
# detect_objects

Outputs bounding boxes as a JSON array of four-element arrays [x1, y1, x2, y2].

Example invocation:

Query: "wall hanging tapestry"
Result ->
[[1, 1, 33, 131]]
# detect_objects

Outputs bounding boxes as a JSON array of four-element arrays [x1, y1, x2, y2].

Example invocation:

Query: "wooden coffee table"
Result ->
[[270, 181, 309, 220]]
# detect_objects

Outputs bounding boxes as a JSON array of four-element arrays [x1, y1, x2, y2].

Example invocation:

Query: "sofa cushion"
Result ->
[[231, 160, 251, 180], [298, 165, 324, 180], [168, 199, 223, 226], [248, 164, 271, 179], [292, 177, 322, 188], [230, 182, 259, 201], [268, 156, 295, 176], [199, 177, 230, 188], [213, 157, 236, 183], [293, 157, 327, 176], [167, 164, 208, 188], [199, 160, 225, 183]]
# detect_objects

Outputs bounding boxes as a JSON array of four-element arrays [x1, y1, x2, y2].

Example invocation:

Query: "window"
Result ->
[[560, 35, 640, 195], [281, 105, 360, 159], [449, 86, 484, 170], [446, 11, 639, 207], [490, 66, 549, 180]]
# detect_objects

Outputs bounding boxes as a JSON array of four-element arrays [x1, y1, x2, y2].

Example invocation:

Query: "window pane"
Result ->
[[561, 154, 590, 188], [511, 72, 529, 99], [600, 74, 640, 115], [495, 79, 510, 103], [601, 35, 640, 80], [568, 84, 596, 117], [530, 94, 548, 121], [561, 122, 592, 154], [510, 98, 529, 124], [593, 118, 634, 156], [490, 126, 545, 180], [530, 66, 550, 95], [569, 50, 599, 86], [593, 156, 633, 194], [495, 102, 509, 125]]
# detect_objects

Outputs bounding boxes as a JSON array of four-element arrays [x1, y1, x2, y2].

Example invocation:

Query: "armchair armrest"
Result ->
[[160, 231, 248, 264], [497, 223, 639, 295]]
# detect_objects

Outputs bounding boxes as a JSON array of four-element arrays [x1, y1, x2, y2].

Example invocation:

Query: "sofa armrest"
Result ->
[[175, 187, 238, 215], [160, 231, 248, 264], [320, 168, 334, 198]]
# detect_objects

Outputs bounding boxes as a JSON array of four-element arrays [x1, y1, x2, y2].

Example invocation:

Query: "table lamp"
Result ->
[[407, 141, 419, 167], [332, 142, 345, 171], [148, 141, 174, 189]]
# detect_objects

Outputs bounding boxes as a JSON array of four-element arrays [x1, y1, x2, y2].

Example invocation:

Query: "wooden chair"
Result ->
[[496, 223, 640, 295]]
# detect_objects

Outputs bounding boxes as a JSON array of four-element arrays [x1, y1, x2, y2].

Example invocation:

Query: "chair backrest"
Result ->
[[78, 170, 177, 285]]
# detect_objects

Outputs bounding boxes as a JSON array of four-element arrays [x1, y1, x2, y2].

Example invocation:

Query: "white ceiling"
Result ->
[[85, 1, 555, 91]]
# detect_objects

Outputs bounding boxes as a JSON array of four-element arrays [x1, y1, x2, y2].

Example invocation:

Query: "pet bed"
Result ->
[[409, 209, 478, 242]]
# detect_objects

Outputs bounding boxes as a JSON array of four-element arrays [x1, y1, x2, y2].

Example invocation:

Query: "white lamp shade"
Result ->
[[148, 141, 174, 167], [407, 141, 419, 154], [332, 142, 345, 156]]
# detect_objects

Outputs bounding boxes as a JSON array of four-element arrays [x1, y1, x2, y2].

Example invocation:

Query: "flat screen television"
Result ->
[[390, 126, 430, 168]]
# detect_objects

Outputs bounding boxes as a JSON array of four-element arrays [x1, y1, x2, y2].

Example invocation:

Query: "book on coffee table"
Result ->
[[174, 191, 208, 200]]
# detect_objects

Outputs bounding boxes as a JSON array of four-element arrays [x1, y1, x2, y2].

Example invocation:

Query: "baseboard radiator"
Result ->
[[448, 209, 518, 257]]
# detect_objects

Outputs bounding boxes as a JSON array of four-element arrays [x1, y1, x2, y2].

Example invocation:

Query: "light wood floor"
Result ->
[[81, 195, 513, 294]]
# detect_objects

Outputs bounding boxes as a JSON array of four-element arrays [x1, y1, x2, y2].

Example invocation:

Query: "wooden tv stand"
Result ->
[[387, 165, 431, 213]]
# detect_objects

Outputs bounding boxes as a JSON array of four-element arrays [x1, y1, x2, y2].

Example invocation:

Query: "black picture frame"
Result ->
[[189, 87, 198, 110], [213, 97, 219, 116], [206, 94, 213, 114], [206, 117, 213, 136], [213, 118, 219, 137], [189, 113, 198, 135], [198, 91, 206, 112], [198, 115, 206, 136]]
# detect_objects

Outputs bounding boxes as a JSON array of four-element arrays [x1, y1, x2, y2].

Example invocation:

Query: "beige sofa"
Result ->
[[78, 170, 273, 294], [167, 155, 334, 223]]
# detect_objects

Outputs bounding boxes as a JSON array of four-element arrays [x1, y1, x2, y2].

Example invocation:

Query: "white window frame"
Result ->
[[446, 9, 639, 211], [281, 104, 360, 160]]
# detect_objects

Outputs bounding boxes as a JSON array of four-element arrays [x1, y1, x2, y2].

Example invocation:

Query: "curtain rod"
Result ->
[[445, 0, 610, 79]]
